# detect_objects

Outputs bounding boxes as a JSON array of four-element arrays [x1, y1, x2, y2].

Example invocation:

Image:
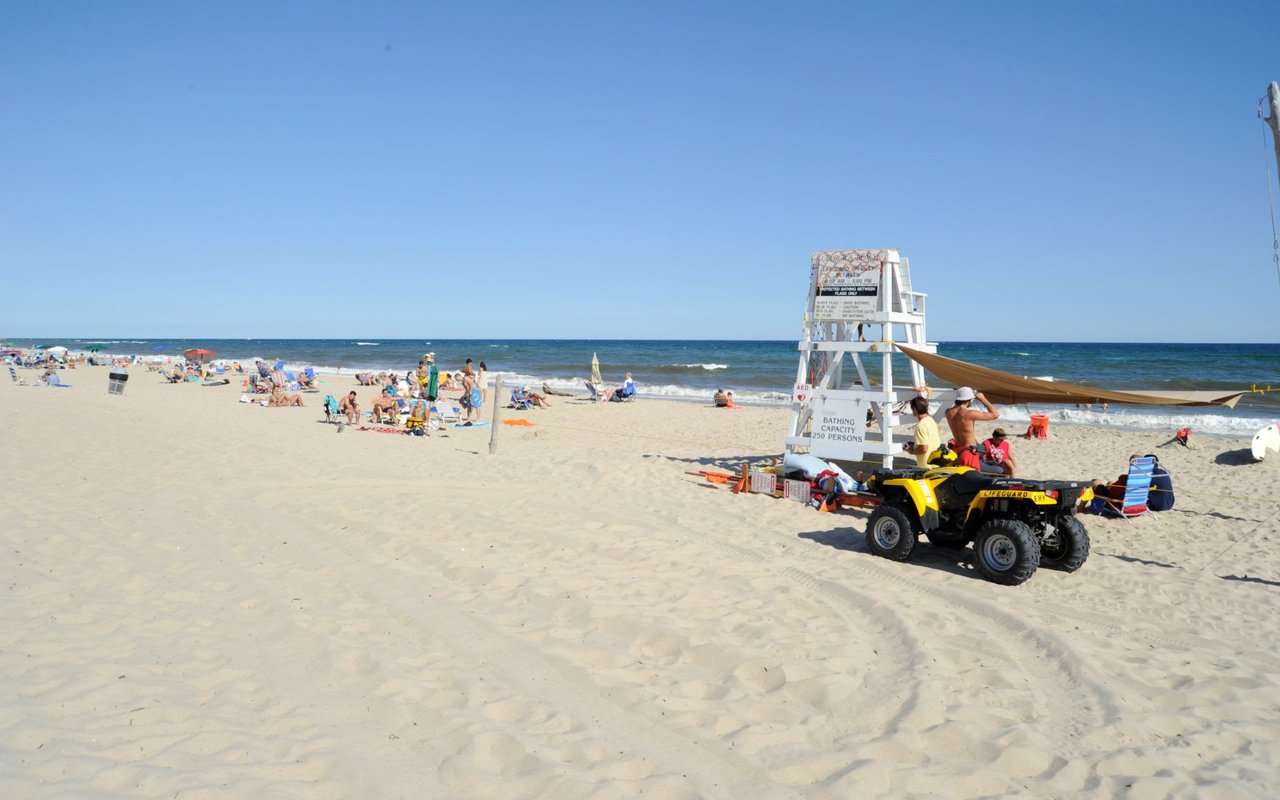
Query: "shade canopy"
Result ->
[[896, 345, 1244, 408]]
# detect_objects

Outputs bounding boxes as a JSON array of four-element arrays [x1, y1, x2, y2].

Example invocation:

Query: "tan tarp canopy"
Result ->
[[896, 345, 1244, 409]]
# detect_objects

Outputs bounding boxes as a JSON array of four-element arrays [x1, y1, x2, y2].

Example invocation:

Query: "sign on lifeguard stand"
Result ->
[[785, 249, 937, 468]]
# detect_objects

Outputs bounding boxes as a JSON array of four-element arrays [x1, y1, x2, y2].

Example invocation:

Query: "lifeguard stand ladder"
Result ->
[[784, 249, 938, 469]]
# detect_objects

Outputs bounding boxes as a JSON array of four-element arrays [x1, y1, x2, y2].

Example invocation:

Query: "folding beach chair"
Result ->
[[322, 394, 341, 424], [431, 403, 462, 428], [1104, 456, 1157, 521], [584, 381, 606, 402], [510, 388, 533, 410], [8, 366, 25, 385]]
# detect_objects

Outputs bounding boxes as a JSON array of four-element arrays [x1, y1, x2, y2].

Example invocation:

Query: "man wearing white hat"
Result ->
[[944, 387, 999, 470]]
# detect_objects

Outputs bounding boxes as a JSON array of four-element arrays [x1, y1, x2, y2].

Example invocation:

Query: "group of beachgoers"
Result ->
[[341, 352, 503, 427], [904, 386, 1018, 476]]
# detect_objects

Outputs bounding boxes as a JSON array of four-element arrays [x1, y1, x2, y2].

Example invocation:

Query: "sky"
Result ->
[[3, 0, 1279, 342]]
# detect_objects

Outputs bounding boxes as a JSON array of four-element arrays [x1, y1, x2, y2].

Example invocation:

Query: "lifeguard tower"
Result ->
[[784, 249, 938, 468]]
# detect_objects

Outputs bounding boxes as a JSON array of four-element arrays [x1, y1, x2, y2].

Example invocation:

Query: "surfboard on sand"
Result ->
[[1252, 422, 1280, 461]]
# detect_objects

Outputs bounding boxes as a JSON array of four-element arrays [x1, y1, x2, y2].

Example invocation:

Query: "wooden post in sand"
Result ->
[[489, 376, 503, 454]]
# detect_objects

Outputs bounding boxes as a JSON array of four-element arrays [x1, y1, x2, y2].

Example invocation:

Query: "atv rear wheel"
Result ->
[[865, 506, 917, 562], [1040, 516, 1090, 572], [974, 519, 1040, 585]]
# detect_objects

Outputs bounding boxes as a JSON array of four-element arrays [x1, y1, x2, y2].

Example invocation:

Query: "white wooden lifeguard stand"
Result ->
[[784, 249, 937, 468]]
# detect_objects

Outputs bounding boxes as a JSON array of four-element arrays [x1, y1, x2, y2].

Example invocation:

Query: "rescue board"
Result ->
[[1251, 422, 1280, 461]]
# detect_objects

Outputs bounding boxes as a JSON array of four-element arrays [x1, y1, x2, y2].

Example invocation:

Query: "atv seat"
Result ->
[[935, 469, 998, 508]]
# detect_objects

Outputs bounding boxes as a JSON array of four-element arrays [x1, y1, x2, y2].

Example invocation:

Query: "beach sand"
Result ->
[[3, 366, 1278, 798]]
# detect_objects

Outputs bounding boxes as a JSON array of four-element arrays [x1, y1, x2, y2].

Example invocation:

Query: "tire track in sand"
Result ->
[[248, 500, 824, 800], [700, 526, 1116, 760]]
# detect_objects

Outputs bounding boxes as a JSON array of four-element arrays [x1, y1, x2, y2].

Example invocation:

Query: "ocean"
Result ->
[[11, 338, 1279, 437]]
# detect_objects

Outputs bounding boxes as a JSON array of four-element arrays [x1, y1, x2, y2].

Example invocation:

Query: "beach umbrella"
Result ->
[[185, 348, 216, 363], [591, 352, 602, 386]]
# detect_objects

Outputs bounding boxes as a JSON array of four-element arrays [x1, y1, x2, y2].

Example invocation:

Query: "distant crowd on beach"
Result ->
[[7, 346, 676, 420]]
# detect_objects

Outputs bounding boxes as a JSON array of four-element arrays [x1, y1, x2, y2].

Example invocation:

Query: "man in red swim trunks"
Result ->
[[944, 387, 1000, 470]]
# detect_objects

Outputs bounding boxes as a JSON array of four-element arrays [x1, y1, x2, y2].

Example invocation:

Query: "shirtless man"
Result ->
[[415, 359, 431, 398], [338, 391, 360, 424], [944, 387, 998, 470], [371, 387, 400, 423], [460, 373, 479, 422]]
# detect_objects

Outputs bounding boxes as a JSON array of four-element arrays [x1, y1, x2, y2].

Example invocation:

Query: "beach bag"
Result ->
[[1147, 455, 1175, 511]]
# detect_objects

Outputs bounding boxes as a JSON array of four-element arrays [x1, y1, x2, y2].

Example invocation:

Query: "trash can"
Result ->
[[108, 369, 129, 395]]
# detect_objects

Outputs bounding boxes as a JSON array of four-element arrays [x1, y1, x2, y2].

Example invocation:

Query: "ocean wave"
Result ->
[[354, 342, 379, 346], [992, 405, 1274, 437], [531, 375, 788, 405], [672, 363, 729, 370]]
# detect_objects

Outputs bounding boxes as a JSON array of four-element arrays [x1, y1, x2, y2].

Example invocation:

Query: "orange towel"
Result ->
[[503, 418, 535, 426]]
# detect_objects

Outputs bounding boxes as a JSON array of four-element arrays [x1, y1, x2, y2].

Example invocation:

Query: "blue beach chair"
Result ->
[[1096, 456, 1157, 521], [322, 394, 341, 424]]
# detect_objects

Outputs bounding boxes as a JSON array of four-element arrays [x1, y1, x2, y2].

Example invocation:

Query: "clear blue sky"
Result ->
[[3, 1, 1278, 342]]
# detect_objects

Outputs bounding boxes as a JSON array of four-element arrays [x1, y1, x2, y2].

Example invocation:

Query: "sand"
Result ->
[[2, 365, 1278, 798]]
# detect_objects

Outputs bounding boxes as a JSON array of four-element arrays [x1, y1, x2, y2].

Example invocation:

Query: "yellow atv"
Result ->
[[863, 466, 1093, 586]]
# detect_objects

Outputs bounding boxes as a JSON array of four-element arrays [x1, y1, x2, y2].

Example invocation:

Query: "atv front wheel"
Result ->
[[1040, 516, 1090, 572], [865, 506, 917, 562], [974, 519, 1040, 585]]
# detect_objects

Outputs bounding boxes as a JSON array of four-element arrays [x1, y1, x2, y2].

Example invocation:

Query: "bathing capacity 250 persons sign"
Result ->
[[808, 396, 868, 462]]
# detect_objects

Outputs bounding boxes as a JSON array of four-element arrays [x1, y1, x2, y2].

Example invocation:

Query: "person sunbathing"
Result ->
[[338, 391, 360, 423], [520, 387, 550, 408], [602, 373, 636, 403], [297, 370, 316, 390], [268, 386, 305, 407]]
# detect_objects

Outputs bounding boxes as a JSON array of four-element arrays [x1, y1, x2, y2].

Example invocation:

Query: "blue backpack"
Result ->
[[1146, 455, 1175, 511]]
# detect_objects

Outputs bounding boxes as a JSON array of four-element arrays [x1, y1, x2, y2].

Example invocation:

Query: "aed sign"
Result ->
[[809, 396, 868, 462]]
